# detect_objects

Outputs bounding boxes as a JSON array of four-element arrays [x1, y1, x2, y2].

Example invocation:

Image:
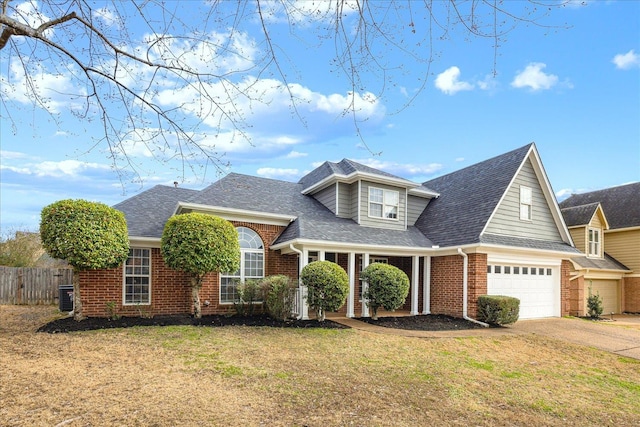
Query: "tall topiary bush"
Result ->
[[161, 213, 240, 318], [40, 199, 129, 321], [261, 275, 296, 321], [361, 263, 410, 320], [301, 261, 349, 321]]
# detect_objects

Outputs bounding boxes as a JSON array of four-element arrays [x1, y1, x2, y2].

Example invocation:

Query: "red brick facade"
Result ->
[[80, 221, 298, 318], [79, 220, 573, 319], [623, 276, 640, 313]]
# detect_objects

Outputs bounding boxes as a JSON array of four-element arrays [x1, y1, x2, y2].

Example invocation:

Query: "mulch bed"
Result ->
[[37, 312, 490, 334], [37, 314, 348, 333], [358, 314, 490, 331]]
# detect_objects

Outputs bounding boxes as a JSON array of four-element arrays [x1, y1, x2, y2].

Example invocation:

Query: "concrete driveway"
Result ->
[[511, 315, 640, 360]]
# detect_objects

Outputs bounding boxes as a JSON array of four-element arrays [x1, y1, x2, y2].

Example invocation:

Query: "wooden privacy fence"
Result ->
[[0, 267, 74, 305]]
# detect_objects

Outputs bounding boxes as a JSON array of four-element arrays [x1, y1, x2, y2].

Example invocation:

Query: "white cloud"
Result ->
[[256, 167, 300, 179], [555, 188, 574, 200], [455, 157, 465, 162], [511, 63, 559, 91], [93, 7, 123, 28], [286, 151, 308, 159], [434, 66, 474, 95], [0, 150, 29, 160], [612, 50, 640, 70]]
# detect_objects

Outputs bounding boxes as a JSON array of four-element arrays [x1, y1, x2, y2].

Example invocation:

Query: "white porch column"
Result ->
[[361, 253, 370, 317], [300, 248, 310, 320], [411, 255, 420, 315], [347, 252, 356, 318], [422, 256, 431, 314], [319, 250, 325, 261]]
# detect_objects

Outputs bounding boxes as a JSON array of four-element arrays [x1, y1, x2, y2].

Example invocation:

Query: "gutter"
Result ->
[[458, 248, 489, 327]]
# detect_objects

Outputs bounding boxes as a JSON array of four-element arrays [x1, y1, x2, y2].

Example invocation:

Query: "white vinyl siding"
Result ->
[[484, 159, 562, 241]]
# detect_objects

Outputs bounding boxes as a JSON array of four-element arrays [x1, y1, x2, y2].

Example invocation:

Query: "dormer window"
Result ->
[[588, 228, 601, 257], [369, 187, 399, 220]]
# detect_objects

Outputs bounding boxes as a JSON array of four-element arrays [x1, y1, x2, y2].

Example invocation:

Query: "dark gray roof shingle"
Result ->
[[114, 185, 199, 238], [481, 234, 580, 254], [559, 182, 640, 229], [560, 202, 600, 227], [571, 253, 630, 271], [190, 173, 434, 248], [415, 144, 533, 247]]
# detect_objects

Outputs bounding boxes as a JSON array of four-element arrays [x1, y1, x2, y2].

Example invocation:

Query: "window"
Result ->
[[588, 228, 601, 257], [487, 265, 492, 274], [369, 187, 399, 220], [522, 267, 529, 275], [123, 248, 151, 305], [220, 227, 264, 304], [520, 186, 532, 221], [513, 267, 520, 275], [504, 266, 511, 274], [546, 268, 552, 276], [494, 266, 502, 274]]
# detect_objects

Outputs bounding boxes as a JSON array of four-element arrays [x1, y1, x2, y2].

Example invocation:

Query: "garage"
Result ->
[[487, 264, 560, 319], [587, 279, 620, 315]]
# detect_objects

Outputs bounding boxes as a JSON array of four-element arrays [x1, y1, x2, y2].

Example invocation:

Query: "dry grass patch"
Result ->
[[1, 305, 639, 426]]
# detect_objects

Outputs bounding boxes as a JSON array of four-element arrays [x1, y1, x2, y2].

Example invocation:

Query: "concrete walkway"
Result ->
[[329, 315, 640, 360]]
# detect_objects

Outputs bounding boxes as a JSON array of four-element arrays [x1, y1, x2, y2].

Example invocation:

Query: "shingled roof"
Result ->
[[113, 185, 199, 238], [560, 202, 601, 227], [415, 144, 533, 248], [559, 182, 640, 230], [189, 173, 434, 248]]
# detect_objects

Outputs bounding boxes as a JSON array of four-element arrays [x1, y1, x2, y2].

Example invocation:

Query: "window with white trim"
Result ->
[[588, 228, 601, 257], [123, 248, 151, 305], [520, 186, 532, 221], [369, 187, 399, 220], [220, 227, 264, 304]]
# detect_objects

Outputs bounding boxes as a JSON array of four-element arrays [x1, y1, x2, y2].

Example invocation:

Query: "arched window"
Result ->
[[220, 227, 264, 303]]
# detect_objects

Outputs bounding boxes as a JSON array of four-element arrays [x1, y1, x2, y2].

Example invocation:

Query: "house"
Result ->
[[79, 143, 579, 320], [559, 182, 640, 315]]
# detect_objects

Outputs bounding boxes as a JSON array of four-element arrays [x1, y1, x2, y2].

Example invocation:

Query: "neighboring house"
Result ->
[[80, 143, 579, 320], [560, 182, 640, 315]]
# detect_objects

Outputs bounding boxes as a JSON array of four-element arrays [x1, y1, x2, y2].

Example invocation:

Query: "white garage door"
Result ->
[[588, 280, 620, 315], [487, 264, 560, 319]]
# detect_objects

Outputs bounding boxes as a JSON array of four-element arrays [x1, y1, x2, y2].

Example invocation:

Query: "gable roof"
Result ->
[[415, 144, 533, 247], [559, 182, 640, 230], [560, 202, 602, 227], [113, 185, 200, 238], [186, 173, 434, 250], [299, 158, 438, 197]]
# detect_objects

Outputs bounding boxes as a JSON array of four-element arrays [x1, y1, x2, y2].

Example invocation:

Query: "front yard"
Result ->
[[1, 305, 639, 426]]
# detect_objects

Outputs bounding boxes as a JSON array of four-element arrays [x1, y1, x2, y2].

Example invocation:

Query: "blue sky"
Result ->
[[1, 0, 639, 233]]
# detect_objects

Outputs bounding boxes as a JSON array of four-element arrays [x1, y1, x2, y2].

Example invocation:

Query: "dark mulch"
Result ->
[[37, 314, 348, 334], [358, 314, 491, 331]]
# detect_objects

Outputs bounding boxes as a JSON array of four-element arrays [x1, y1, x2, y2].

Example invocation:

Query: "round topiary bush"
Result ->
[[360, 263, 410, 320], [301, 261, 349, 321]]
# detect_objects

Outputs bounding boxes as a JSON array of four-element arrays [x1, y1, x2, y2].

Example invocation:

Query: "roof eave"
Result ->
[[176, 202, 297, 226]]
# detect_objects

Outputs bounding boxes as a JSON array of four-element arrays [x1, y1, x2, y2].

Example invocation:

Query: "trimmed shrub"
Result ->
[[361, 263, 410, 320], [587, 286, 603, 319], [234, 280, 262, 316], [301, 261, 349, 321], [477, 295, 520, 325], [261, 275, 297, 321]]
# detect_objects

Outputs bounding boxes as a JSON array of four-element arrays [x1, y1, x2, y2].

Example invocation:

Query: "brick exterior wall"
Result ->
[[429, 253, 487, 318], [560, 260, 571, 317], [80, 221, 299, 318], [624, 276, 640, 313]]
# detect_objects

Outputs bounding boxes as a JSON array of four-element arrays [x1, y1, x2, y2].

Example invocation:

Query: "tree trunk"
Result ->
[[192, 276, 202, 319], [72, 269, 85, 321]]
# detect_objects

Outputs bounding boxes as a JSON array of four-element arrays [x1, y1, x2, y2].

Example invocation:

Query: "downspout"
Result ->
[[458, 248, 489, 327]]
